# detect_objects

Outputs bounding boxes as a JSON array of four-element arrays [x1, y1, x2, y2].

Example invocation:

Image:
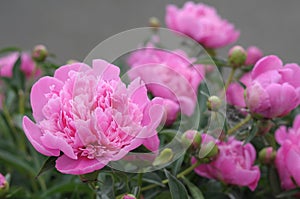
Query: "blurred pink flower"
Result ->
[[22, 60, 164, 175], [275, 115, 300, 190], [245, 46, 263, 66], [226, 72, 251, 108], [127, 46, 205, 119], [0, 52, 40, 78], [193, 135, 260, 191], [246, 55, 300, 118], [161, 99, 179, 126], [165, 2, 239, 48], [0, 173, 6, 189]]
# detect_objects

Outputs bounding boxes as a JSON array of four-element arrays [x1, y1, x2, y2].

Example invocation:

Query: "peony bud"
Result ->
[[0, 173, 8, 195], [259, 147, 276, 165], [149, 17, 160, 30], [245, 46, 263, 66], [122, 194, 137, 199], [32, 44, 48, 62], [228, 45, 247, 67], [181, 130, 202, 149], [198, 141, 219, 159], [66, 59, 80, 64], [207, 96, 222, 111], [153, 148, 174, 166]]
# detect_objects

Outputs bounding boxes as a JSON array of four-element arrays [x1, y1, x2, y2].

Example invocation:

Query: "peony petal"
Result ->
[[275, 126, 288, 145], [54, 63, 90, 82], [92, 59, 120, 81], [143, 134, 160, 152], [266, 83, 298, 117], [286, 148, 300, 187], [128, 77, 149, 110], [23, 117, 60, 156], [251, 55, 283, 80], [40, 133, 77, 159], [280, 64, 300, 88], [30, 76, 63, 122], [56, 155, 106, 175]]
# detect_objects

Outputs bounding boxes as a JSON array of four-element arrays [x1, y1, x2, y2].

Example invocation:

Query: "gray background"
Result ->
[[1, 0, 300, 64]]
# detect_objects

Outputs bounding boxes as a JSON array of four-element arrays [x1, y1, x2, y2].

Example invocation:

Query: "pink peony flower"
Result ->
[[22, 60, 164, 175], [275, 115, 300, 190], [0, 52, 40, 78], [193, 135, 260, 191], [127, 46, 205, 119], [0, 173, 6, 189], [161, 99, 179, 126], [246, 55, 300, 118], [122, 194, 136, 199], [165, 2, 240, 48], [226, 72, 251, 108], [245, 46, 263, 66]]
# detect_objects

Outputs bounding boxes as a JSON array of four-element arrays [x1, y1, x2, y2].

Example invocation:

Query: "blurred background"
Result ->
[[0, 0, 299, 63]]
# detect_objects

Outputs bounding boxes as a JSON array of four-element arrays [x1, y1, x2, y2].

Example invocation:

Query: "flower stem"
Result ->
[[227, 114, 252, 135], [224, 68, 236, 91], [141, 160, 201, 192]]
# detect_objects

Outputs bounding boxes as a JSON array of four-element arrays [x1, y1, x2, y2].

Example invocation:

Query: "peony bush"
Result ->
[[1, 1, 300, 199]]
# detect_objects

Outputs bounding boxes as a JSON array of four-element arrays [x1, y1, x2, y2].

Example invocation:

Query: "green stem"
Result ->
[[18, 89, 25, 115], [141, 160, 201, 192], [227, 115, 252, 135], [224, 68, 236, 91]]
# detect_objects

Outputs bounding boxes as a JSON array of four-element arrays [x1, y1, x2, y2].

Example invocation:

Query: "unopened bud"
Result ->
[[0, 173, 8, 195], [207, 96, 222, 111], [228, 45, 247, 68], [153, 148, 173, 166], [181, 130, 202, 149], [198, 141, 219, 159], [149, 17, 160, 30], [122, 194, 137, 199], [32, 44, 48, 62], [259, 147, 276, 165]]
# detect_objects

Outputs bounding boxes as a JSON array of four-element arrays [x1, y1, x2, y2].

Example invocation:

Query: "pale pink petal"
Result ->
[[56, 155, 106, 175], [54, 63, 90, 82], [23, 117, 60, 156], [30, 77, 63, 122], [93, 59, 120, 81]]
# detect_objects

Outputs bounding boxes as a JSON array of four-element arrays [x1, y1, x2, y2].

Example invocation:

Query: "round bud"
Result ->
[[149, 17, 160, 30], [32, 44, 48, 62], [198, 141, 219, 159], [181, 130, 202, 149], [228, 45, 247, 68], [207, 96, 222, 111], [259, 147, 276, 165]]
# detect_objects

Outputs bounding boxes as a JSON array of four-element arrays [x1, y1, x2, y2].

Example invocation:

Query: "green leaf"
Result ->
[[12, 56, 25, 91], [143, 173, 165, 187], [41, 182, 91, 198], [276, 188, 300, 198], [0, 150, 36, 177], [182, 177, 204, 199], [269, 165, 281, 195], [172, 155, 184, 175], [164, 169, 189, 199], [36, 156, 58, 178]]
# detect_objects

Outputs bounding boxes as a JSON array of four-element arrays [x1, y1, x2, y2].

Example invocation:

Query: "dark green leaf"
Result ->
[[172, 155, 184, 175], [276, 188, 300, 198], [143, 173, 165, 187], [164, 169, 189, 199], [36, 156, 58, 178], [0, 150, 36, 177], [269, 165, 282, 195], [182, 177, 205, 199], [12, 56, 26, 91], [41, 182, 91, 198]]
